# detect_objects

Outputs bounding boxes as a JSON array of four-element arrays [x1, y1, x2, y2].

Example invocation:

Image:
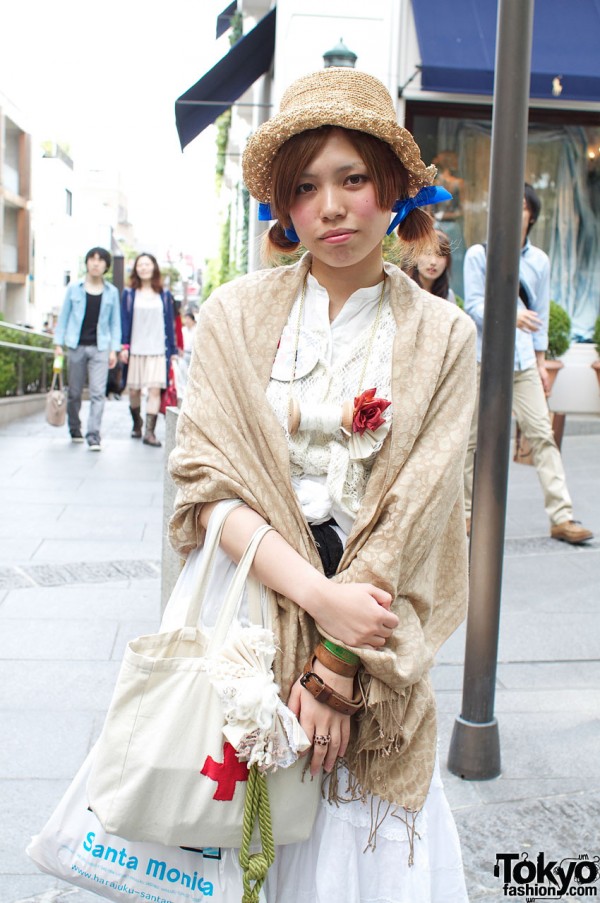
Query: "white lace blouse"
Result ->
[[266, 265, 397, 535]]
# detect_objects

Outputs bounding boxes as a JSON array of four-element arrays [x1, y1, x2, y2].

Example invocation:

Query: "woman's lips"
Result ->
[[321, 231, 355, 245]]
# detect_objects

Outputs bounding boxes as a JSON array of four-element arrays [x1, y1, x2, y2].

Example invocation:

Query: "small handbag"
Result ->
[[87, 504, 320, 851], [45, 370, 66, 426], [160, 363, 178, 414]]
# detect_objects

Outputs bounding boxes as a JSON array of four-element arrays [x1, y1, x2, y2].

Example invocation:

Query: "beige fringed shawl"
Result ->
[[169, 254, 476, 812]]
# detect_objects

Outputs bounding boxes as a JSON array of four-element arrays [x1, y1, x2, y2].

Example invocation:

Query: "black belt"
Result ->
[[309, 518, 343, 578]]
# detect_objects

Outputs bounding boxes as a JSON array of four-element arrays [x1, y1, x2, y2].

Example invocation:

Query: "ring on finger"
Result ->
[[314, 733, 331, 747]]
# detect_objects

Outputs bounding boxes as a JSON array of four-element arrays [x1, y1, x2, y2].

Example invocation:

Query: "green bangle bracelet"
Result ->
[[322, 639, 360, 666]]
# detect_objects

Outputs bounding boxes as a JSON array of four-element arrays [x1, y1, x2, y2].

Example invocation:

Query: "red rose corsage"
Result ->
[[352, 388, 391, 436]]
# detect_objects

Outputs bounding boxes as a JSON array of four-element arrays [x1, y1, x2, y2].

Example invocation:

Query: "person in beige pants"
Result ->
[[463, 185, 593, 545]]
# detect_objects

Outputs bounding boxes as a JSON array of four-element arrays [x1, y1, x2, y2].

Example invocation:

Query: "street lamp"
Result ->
[[323, 38, 357, 69]]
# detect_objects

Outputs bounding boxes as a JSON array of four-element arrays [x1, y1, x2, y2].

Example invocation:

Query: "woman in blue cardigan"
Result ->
[[120, 253, 177, 447]]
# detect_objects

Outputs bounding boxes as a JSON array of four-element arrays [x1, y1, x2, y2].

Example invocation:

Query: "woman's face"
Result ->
[[135, 255, 155, 281], [287, 130, 390, 274], [415, 249, 448, 282]]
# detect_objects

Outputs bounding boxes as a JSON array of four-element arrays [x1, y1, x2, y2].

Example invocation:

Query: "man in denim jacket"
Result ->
[[463, 185, 593, 545], [54, 247, 121, 450]]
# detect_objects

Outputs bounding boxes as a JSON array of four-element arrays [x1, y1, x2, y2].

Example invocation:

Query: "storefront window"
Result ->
[[411, 112, 600, 340]]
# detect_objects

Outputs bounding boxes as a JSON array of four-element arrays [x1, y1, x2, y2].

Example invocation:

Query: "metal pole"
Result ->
[[112, 253, 125, 297], [447, 0, 534, 780]]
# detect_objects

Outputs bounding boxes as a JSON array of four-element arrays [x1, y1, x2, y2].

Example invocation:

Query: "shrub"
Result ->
[[546, 301, 571, 360], [593, 315, 600, 358]]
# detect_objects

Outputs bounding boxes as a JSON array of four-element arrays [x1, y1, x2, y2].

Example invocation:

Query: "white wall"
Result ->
[[32, 150, 78, 325], [273, 0, 400, 105], [549, 343, 600, 416]]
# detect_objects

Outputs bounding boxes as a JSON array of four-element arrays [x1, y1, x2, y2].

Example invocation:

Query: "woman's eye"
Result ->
[[346, 174, 367, 186], [296, 183, 314, 195]]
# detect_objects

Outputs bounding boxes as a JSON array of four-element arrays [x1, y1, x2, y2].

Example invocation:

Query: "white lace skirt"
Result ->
[[264, 757, 468, 903]]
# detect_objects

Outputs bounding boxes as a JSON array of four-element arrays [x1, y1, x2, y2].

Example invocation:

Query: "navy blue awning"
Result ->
[[175, 8, 276, 150], [216, 2, 237, 40], [412, 0, 600, 102]]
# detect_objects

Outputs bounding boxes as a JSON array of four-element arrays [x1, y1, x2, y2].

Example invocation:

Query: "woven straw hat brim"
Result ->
[[242, 101, 437, 205]]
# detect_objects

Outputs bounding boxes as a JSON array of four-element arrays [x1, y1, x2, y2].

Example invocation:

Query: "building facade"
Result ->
[[0, 93, 32, 325], [178, 0, 600, 410]]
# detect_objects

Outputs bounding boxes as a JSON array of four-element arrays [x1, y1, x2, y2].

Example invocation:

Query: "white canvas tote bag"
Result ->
[[87, 504, 320, 850]]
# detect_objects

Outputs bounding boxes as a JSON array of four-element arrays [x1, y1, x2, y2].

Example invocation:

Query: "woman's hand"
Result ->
[[119, 348, 129, 364], [288, 659, 353, 776], [305, 581, 398, 649]]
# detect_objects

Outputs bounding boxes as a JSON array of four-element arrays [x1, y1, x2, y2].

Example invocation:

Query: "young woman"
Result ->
[[120, 253, 177, 447], [407, 228, 457, 303], [169, 68, 476, 902]]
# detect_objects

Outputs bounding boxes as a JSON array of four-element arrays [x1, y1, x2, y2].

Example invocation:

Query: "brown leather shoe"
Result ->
[[550, 520, 594, 544]]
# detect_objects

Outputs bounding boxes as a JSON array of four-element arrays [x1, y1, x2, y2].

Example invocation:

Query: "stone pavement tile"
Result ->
[[0, 482, 159, 508], [431, 663, 466, 692], [0, 661, 120, 711], [0, 539, 42, 565], [0, 570, 34, 591], [1, 503, 65, 522], [0, 579, 160, 621], [498, 611, 600, 661], [473, 712, 598, 787], [497, 660, 600, 690], [30, 538, 161, 563], [434, 622, 466, 664], [142, 522, 167, 543], [2, 776, 103, 901], [59, 504, 163, 525], [455, 791, 600, 903], [492, 688, 598, 716], [2, 711, 94, 779], [501, 549, 599, 609], [2, 778, 70, 873], [0, 518, 144, 543], [0, 619, 118, 661]]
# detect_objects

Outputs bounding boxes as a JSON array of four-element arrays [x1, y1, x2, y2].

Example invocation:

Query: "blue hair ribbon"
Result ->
[[386, 186, 452, 235], [258, 203, 300, 244], [258, 202, 273, 221], [258, 202, 300, 242], [283, 224, 300, 243]]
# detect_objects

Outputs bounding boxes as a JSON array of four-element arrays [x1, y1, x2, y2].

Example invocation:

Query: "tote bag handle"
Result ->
[[183, 499, 245, 628], [208, 523, 274, 653]]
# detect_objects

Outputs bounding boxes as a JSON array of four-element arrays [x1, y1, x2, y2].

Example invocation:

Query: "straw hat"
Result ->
[[242, 68, 437, 206]]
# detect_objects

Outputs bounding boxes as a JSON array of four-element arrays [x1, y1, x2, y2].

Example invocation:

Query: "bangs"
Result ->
[[270, 126, 409, 226]]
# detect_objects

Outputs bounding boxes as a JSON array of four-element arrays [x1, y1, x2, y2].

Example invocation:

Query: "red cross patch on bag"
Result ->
[[201, 743, 249, 801]]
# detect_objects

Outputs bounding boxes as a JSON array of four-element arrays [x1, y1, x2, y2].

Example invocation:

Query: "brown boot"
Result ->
[[130, 406, 143, 439], [143, 413, 162, 447]]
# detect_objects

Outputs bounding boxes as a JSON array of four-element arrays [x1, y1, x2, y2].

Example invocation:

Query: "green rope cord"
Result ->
[[239, 764, 275, 903]]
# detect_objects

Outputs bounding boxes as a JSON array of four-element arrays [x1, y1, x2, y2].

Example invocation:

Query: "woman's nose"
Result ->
[[320, 186, 345, 220]]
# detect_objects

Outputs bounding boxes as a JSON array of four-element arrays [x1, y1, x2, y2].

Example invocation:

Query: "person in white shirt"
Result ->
[[463, 184, 593, 544]]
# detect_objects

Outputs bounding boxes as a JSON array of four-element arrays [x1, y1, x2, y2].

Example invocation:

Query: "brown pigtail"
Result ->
[[261, 221, 302, 266], [395, 207, 440, 267]]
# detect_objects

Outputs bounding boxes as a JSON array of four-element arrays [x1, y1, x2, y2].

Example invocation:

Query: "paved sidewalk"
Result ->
[[1, 400, 599, 902]]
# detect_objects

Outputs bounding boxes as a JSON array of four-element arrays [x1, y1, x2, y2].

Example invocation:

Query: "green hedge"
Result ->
[[0, 320, 54, 397]]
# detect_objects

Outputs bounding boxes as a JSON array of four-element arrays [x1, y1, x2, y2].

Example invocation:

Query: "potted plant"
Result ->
[[591, 314, 600, 391], [545, 300, 571, 393]]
